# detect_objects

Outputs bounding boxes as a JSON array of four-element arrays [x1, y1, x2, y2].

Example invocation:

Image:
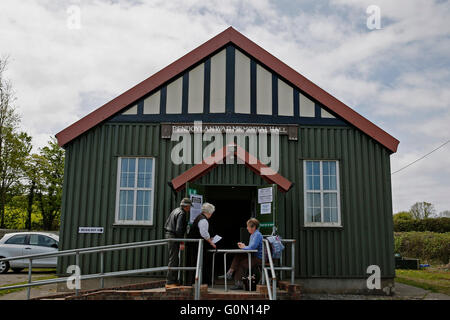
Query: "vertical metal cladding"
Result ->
[[57, 123, 395, 279]]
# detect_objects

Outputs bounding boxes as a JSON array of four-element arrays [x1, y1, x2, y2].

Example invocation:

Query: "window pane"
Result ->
[[329, 161, 336, 175], [323, 176, 329, 190], [324, 208, 331, 222], [137, 158, 153, 188], [306, 161, 313, 175], [119, 190, 134, 220], [306, 192, 321, 223], [120, 158, 136, 188], [6, 234, 27, 245], [331, 207, 338, 223], [306, 161, 320, 191], [323, 161, 337, 191], [313, 161, 320, 175], [324, 193, 338, 223], [29, 234, 39, 245], [38, 235, 57, 247], [307, 176, 312, 190], [313, 208, 321, 222], [323, 161, 329, 175], [313, 176, 320, 190], [136, 190, 151, 221], [306, 207, 313, 222], [127, 191, 134, 220]]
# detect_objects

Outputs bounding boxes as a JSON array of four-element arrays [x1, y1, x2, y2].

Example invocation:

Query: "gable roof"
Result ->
[[55, 27, 399, 153], [169, 143, 293, 192]]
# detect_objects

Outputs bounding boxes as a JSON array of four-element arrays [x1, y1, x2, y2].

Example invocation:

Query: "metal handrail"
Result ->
[[0, 238, 204, 300], [263, 239, 276, 300], [261, 238, 296, 300]]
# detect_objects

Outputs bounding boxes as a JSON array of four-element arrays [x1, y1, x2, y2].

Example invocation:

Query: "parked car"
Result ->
[[0, 232, 59, 273]]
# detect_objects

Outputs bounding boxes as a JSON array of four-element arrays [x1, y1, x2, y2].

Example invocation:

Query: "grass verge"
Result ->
[[395, 266, 450, 296]]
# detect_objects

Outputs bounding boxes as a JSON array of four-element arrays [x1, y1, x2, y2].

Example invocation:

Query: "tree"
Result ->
[[410, 202, 436, 220], [0, 57, 32, 227], [32, 137, 65, 230]]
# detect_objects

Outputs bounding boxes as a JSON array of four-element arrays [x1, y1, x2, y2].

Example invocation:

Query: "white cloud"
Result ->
[[0, 0, 449, 212]]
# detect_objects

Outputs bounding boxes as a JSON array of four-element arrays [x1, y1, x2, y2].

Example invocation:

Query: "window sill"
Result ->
[[303, 224, 343, 229], [113, 223, 154, 228]]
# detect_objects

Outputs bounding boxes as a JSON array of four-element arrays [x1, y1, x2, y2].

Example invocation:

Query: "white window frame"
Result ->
[[303, 160, 341, 227], [115, 157, 155, 225]]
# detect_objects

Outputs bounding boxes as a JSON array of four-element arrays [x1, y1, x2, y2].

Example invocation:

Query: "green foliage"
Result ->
[[393, 211, 413, 222], [3, 203, 42, 230], [30, 137, 64, 230], [393, 217, 450, 233], [394, 232, 450, 264]]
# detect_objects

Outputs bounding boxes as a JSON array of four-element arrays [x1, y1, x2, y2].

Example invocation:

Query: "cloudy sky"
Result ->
[[0, 0, 449, 214]]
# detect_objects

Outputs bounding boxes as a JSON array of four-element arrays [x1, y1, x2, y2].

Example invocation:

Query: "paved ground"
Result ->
[[0, 269, 59, 300], [0, 271, 449, 300], [0, 269, 55, 286], [302, 283, 450, 300]]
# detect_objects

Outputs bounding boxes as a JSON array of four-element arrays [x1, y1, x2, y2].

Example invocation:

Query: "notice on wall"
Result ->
[[78, 227, 104, 234], [190, 194, 203, 224], [258, 187, 273, 204], [260, 203, 271, 215]]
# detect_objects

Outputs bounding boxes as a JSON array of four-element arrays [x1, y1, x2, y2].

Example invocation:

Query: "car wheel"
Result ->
[[0, 257, 10, 274], [11, 268, 24, 273]]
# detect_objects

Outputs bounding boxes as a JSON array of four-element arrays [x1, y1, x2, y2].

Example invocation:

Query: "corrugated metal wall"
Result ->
[[57, 123, 394, 278]]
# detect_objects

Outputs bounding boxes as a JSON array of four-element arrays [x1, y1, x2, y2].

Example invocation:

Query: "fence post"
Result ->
[[75, 251, 80, 296], [291, 241, 295, 285], [100, 251, 104, 289], [26, 259, 32, 300]]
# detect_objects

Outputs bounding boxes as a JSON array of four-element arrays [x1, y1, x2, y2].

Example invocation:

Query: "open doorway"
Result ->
[[205, 185, 256, 250]]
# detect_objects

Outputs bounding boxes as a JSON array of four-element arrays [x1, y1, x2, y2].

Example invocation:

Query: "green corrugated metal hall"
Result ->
[[56, 27, 400, 294]]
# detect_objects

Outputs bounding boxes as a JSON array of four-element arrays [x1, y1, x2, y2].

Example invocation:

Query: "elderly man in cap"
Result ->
[[164, 197, 192, 287], [186, 202, 216, 286]]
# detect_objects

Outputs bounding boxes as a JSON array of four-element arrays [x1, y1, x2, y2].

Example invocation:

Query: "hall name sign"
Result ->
[[161, 123, 298, 141]]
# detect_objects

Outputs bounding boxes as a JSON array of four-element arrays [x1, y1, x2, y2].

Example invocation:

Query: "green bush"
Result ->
[[394, 232, 450, 264], [393, 217, 450, 233]]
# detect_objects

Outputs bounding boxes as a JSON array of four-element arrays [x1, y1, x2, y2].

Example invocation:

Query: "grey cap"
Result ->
[[180, 198, 192, 207]]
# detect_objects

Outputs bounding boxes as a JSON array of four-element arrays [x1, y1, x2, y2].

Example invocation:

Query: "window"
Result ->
[[29, 234, 58, 248], [5, 234, 27, 245], [304, 160, 341, 226], [115, 157, 155, 225]]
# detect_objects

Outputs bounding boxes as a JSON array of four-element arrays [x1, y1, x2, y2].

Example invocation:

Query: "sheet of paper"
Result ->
[[258, 187, 273, 204], [189, 194, 203, 223], [212, 235, 222, 244], [260, 202, 271, 214]]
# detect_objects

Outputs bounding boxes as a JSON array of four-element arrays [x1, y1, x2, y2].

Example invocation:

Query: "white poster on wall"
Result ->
[[189, 194, 203, 224], [258, 187, 273, 204], [260, 203, 271, 215]]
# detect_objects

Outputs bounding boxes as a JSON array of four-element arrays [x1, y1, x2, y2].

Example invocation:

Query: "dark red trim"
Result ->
[[170, 144, 293, 192], [56, 27, 399, 153]]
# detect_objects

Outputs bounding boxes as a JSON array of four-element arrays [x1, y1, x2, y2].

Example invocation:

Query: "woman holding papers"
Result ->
[[186, 202, 217, 285]]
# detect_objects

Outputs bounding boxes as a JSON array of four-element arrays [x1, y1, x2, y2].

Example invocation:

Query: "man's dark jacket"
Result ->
[[164, 207, 187, 237]]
